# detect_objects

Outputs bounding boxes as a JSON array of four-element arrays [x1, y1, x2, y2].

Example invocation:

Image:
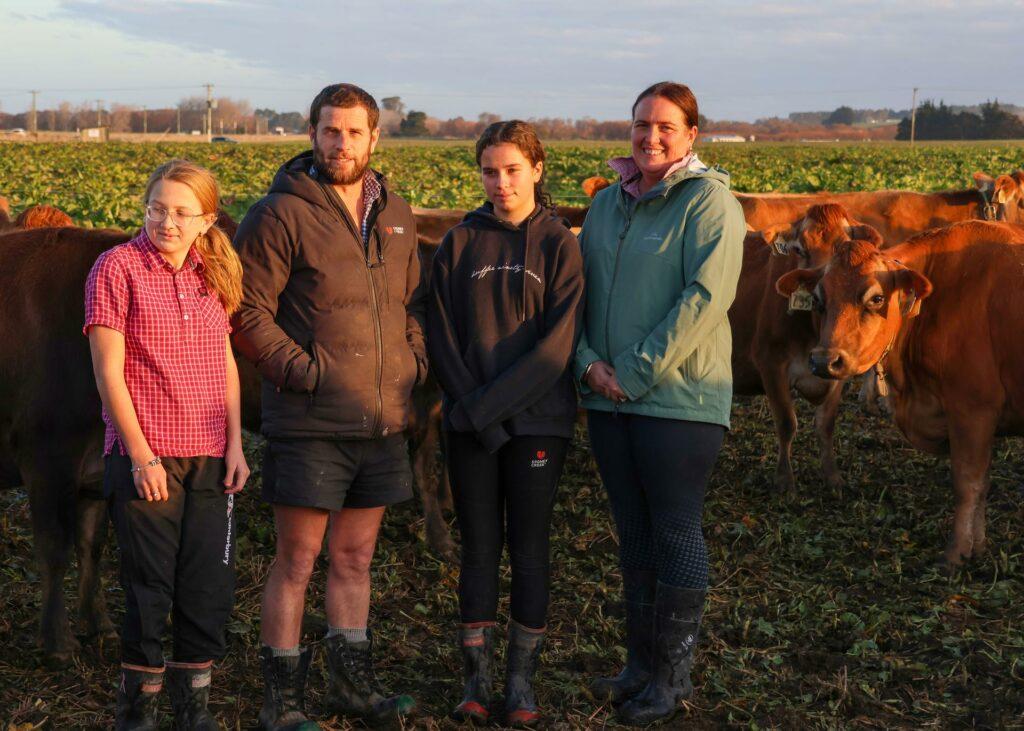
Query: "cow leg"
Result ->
[[75, 489, 115, 639], [759, 362, 798, 492], [814, 381, 845, 491], [24, 470, 80, 662], [970, 472, 991, 558], [413, 410, 456, 560], [944, 418, 995, 567]]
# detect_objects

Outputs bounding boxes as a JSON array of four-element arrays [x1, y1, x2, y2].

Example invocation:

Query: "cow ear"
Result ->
[[759, 223, 793, 247], [845, 223, 883, 247], [994, 174, 1021, 205], [775, 268, 822, 297], [582, 176, 612, 199], [973, 172, 995, 194], [894, 268, 933, 318]]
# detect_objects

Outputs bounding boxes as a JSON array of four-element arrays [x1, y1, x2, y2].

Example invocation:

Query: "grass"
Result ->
[[1, 391, 1022, 729]]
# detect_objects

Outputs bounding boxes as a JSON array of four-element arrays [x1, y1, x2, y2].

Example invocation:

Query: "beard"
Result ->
[[313, 137, 371, 186]]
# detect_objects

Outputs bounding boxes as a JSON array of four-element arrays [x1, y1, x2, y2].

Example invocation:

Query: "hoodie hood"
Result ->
[[461, 202, 571, 320]]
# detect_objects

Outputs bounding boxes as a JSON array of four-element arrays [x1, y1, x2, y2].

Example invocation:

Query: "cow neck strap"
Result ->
[[977, 187, 999, 221]]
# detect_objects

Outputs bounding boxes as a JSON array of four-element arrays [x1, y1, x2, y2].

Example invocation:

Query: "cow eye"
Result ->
[[867, 294, 885, 308]]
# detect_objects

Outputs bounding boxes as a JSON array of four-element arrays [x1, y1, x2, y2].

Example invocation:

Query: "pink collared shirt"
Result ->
[[84, 231, 231, 457], [607, 152, 707, 199]]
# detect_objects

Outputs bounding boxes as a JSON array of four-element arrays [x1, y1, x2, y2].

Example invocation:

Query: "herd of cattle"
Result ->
[[0, 168, 1022, 664]]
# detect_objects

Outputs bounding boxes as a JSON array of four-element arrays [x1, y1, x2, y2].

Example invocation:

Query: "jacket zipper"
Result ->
[[317, 177, 387, 437]]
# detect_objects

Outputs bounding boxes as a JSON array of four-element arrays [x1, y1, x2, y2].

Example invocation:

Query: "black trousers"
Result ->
[[586, 411, 725, 590], [446, 433, 569, 629], [106, 452, 236, 667]]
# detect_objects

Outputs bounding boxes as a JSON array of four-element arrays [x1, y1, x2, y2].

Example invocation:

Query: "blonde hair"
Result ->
[[143, 159, 243, 315]]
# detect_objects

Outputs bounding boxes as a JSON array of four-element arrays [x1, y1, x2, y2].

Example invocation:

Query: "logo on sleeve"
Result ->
[[384, 226, 405, 235], [530, 450, 548, 468]]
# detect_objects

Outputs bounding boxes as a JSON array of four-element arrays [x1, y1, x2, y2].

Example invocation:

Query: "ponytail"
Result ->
[[195, 225, 243, 315]]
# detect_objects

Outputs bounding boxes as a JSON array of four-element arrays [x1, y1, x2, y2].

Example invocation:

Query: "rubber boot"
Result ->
[[166, 661, 219, 730], [590, 568, 656, 704], [504, 621, 544, 728], [616, 584, 705, 727], [115, 663, 163, 731], [451, 622, 495, 724], [257, 647, 321, 731], [323, 630, 416, 726]]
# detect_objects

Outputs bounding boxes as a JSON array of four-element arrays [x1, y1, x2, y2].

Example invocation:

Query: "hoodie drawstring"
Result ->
[[521, 219, 529, 322]]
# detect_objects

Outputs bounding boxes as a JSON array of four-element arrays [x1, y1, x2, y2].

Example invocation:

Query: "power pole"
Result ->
[[910, 87, 918, 147], [95, 99, 103, 127], [176, 106, 181, 134], [29, 90, 39, 135], [142, 105, 147, 134], [204, 83, 214, 142]]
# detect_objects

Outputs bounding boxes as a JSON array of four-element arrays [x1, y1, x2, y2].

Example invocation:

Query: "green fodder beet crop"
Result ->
[[1, 140, 1022, 228], [0, 141, 1022, 728]]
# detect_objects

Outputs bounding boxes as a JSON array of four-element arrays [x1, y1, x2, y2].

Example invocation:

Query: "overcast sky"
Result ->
[[2, 0, 1022, 122]]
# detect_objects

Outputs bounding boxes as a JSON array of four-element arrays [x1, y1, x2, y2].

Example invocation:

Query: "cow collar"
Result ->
[[977, 187, 1001, 221]]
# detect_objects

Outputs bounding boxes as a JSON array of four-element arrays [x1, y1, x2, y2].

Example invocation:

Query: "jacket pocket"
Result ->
[[308, 339, 324, 396]]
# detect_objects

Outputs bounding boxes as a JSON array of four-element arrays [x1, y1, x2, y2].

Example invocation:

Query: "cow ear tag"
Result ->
[[900, 289, 922, 318], [788, 287, 814, 314]]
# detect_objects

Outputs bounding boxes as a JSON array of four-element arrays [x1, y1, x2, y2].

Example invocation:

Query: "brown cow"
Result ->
[[585, 171, 1024, 242], [776, 221, 1024, 566], [731, 204, 882, 490], [738, 170, 1024, 241]]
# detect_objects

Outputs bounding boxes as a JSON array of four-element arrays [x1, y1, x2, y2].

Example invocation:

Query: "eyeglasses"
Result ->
[[145, 205, 206, 228]]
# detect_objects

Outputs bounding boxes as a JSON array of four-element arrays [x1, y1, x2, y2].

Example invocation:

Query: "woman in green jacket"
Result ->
[[575, 82, 745, 726]]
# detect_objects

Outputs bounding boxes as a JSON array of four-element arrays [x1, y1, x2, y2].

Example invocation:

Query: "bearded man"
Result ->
[[232, 83, 426, 730]]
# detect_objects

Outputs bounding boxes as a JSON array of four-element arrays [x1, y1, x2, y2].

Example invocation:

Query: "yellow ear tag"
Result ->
[[788, 288, 814, 314]]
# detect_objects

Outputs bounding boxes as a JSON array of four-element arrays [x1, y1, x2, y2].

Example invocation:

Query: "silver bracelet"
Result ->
[[130, 456, 162, 474]]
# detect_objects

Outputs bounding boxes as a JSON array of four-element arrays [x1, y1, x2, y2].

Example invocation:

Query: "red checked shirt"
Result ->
[[83, 231, 231, 457]]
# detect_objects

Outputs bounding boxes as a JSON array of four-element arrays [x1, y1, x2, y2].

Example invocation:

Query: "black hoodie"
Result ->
[[232, 150, 427, 440], [427, 203, 584, 452]]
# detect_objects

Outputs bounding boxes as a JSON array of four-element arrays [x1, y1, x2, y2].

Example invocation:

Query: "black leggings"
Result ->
[[446, 432, 568, 629], [586, 411, 724, 589]]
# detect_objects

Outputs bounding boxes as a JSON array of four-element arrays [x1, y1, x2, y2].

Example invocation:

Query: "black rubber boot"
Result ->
[[504, 621, 544, 728], [257, 647, 321, 731], [451, 622, 495, 724], [616, 584, 705, 727], [166, 661, 219, 730], [115, 664, 164, 731], [590, 568, 656, 704], [323, 630, 416, 727]]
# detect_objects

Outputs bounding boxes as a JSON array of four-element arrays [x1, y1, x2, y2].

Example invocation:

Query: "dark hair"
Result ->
[[632, 81, 699, 128], [475, 120, 552, 209], [309, 83, 379, 130]]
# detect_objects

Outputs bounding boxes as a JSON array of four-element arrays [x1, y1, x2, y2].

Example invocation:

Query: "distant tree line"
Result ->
[[896, 100, 1024, 140]]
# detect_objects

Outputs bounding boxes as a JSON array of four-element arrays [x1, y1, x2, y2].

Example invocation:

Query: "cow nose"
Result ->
[[809, 349, 846, 379]]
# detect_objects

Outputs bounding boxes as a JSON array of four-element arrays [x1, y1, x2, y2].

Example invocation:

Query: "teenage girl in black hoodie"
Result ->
[[427, 121, 585, 727]]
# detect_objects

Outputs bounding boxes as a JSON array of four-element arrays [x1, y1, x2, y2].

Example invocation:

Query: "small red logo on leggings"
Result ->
[[531, 451, 548, 468]]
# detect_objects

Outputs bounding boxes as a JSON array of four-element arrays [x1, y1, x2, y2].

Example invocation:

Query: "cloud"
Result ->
[[1, 0, 1020, 121]]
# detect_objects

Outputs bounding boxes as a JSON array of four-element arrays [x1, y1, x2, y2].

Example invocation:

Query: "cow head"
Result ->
[[582, 176, 612, 199], [15, 205, 74, 229], [761, 203, 883, 268], [775, 240, 932, 380], [974, 171, 1024, 223]]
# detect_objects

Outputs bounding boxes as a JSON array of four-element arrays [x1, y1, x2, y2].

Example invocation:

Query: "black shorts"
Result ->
[[261, 435, 414, 511]]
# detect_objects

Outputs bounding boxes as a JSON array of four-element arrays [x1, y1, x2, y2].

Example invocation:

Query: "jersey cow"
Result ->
[[731, 204, 882, 491], [776, 221, 1024, 566]]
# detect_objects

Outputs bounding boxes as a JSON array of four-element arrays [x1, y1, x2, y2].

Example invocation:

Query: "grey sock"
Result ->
[[327, 626, 368, 643], [265, 644, 301, 658]]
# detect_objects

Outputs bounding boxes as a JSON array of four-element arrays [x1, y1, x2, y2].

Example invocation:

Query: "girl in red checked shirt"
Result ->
[[85, 159, 248, 731]]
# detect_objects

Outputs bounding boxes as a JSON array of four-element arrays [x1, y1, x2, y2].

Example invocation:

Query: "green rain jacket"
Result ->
[[574, 164, 745, 428]]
